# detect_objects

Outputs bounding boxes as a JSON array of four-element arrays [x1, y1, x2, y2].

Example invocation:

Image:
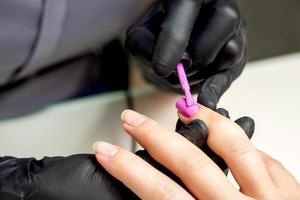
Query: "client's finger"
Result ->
[[178, 105, 280, 199], [93, 142, 193, 200], [258, 150, 300, 199], [121, 110, 244, 200]]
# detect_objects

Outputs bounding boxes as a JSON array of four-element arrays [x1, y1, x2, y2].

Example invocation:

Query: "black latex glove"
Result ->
[[175, 108, 255, 173], [0, 155, 138, 200], [0, 122, 206, 200], [125, 0, 247, 110]]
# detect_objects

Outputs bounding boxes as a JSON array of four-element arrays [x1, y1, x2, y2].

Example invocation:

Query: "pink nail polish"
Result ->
[[176, 63, 199, 117]]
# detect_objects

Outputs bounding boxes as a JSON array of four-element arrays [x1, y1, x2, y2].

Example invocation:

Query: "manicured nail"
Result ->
[[121, 109, 146, 127], [93, 142, 119, 157]]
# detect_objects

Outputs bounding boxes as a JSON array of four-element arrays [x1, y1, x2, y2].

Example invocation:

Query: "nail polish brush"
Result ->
[[175, 63, 200, 117]]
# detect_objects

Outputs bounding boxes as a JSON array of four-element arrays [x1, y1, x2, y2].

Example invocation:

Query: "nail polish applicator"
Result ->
[[175, 63, 199, 117]]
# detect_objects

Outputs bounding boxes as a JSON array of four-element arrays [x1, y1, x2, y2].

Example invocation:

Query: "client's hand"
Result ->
[[93, 107, 300, 200]]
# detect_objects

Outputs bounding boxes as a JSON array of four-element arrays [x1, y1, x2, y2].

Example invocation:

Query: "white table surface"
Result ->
[[0, 52, 299, 180]]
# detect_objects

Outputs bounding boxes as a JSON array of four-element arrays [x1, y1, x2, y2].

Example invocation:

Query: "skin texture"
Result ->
[[125, 0, 247, 110], [94, 108, 300, 200]]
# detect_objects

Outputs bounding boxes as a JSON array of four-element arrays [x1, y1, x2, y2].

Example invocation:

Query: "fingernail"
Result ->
[[93, 142, 119, 157], [121, 109, 146, 127]]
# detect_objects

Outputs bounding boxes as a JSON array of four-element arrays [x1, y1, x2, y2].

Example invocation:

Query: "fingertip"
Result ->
[[92, 141, 99, 152], [120, 109, 130, 122], [93, 142, 119, 157], [177, 110, 203, 127], [216, 108, 230, 118], [93, 142, 120, 169], [121, 109, 147, 127], [177, 111, 189, 123], [153, 63, 174, 78], [235, 117, 255, 139], [197, 73, 231, 111]]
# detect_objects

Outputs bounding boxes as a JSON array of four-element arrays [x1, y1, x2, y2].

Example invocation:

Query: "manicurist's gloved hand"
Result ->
[[0, 155, 139, 200], [126, 0, 247, 109]]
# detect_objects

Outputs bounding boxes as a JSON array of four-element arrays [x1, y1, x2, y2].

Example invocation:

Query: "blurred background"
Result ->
[[238, 0, 300, 60]]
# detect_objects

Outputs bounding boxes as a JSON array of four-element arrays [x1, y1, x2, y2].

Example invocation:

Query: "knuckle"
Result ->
[[235, 117, 255, 139]]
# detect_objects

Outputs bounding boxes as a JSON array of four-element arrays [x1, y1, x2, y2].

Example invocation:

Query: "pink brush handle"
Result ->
[[176, 63, 196, 106], [176, 63, 199, 117]]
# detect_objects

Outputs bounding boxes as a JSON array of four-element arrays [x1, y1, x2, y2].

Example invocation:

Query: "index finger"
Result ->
[[152, 0, 201, 77]]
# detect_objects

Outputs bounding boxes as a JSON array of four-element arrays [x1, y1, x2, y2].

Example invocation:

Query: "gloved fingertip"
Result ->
[[197, 96, 217, 110], [153, 63, 174, 78], [235, 117, 255, 139], [216, 108, 230, 119]]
